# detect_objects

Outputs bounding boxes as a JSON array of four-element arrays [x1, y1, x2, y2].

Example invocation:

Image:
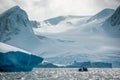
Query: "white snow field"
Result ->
[[33, 8, 120, 67], [0, 68, 120, 80]]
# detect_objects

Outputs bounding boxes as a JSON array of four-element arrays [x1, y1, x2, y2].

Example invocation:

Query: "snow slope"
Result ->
[[0, 42, 43, 72], [33, 8, 120, 67], [33, 15, 90, 33]]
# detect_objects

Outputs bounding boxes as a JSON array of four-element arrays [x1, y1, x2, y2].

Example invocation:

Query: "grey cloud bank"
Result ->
[[0, 0, 120, 21]]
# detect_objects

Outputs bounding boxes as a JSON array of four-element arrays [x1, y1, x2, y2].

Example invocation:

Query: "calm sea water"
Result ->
[[0, 68, 120, 80]]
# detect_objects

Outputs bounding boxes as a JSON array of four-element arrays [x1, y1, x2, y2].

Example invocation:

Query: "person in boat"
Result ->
[[78, 67, 88, 72]]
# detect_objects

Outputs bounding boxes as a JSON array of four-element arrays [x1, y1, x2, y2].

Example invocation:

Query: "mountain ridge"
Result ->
[[102, 6, 120, 37], [0, 6, 43, 56], [87, 8, 114, 22]]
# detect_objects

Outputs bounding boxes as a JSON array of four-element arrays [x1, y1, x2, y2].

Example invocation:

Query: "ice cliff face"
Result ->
[[0, 42, 43, 72], [0, 51, 43, 72]]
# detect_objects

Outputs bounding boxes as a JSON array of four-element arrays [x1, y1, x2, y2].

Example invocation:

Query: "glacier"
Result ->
[[33, 6, 120, 67], [0, 42, 43, 72], [0, 51, 43, 72]]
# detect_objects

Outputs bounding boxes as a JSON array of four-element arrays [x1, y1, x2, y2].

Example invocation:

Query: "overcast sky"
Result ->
[[0, 0, 120, 21]]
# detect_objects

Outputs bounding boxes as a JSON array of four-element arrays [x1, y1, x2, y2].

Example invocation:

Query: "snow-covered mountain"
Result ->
[[102, 6, 120, 37], [33, 15, 89, 33], [33, 7, 120, 67], [87, 9, 114, 22], [110, 6, 120, 26], [44, 15, 84, 26], [0, 42, 43, 72], [0, 6, 120, 68], [34, 8, 115, 34], [44, 16, 66, 25], [0, 6, 32, 42], [0, 6, 45, 55]]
